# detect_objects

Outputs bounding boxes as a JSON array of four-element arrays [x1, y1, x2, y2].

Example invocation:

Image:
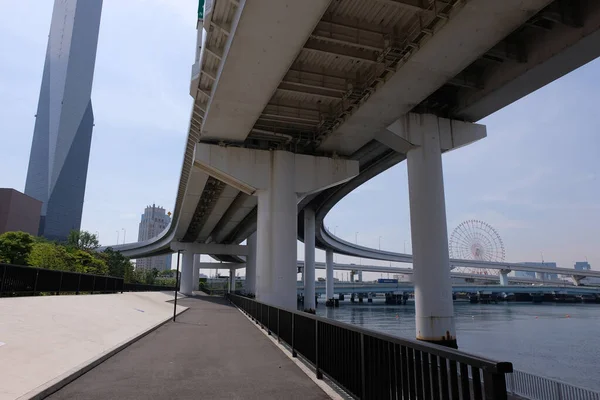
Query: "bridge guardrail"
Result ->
[[228, 294, 512, 400], [0, 263, 175, 296], [507, 370, 600, 400]]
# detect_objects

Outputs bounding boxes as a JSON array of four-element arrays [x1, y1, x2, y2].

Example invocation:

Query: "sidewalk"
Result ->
[[0, 292, 186, 400], [47, 295, 331, 400]]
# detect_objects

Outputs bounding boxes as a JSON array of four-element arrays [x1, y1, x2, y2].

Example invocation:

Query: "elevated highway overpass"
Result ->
[[101, 0, 600, 345]]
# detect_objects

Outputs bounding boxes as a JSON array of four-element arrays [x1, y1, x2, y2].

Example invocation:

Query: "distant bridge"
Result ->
[[297, 282, 600, 296]]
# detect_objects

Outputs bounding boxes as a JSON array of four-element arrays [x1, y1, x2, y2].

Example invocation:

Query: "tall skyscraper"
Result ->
[[137, 205, 172, 271], [24, 0, 103, 241]]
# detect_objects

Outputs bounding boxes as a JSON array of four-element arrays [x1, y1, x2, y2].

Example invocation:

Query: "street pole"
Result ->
[[356, 232, 361, 266], [334, 226, 339, 262], [173, 250, 181, 322], [116, 231, 119, 245], [122, 228, 126, 244]]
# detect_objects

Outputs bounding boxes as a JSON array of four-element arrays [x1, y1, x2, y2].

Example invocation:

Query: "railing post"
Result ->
[[361, 332, 366, 400], [0, 265, 7, 296], [292, 313, 297, 357], [267, 306, 271, 335], [58, 271, 63, 295], [76, 274, 81, 295], [315, 320, 322, 379], [484, 370, 508, 400], [91, 276, 96, 294], [277, 308, 281, 343], [33, 269, 39, 295]]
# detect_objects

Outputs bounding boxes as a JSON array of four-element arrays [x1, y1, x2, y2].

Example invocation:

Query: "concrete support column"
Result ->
[[180, 250, 195, 296], [303, 208, 316, 311], [535, 272, 545, 280], [500, 269, 510, 286], [325, 249, 334, 302], [255, 151, 297, 309], [245, 232, 257, 295], [194, 143, 358, 309], [406, 115, 456, 348], [192, 254, 200, 291], [229, 268, 235, 293], [358, 270, 363, 282]]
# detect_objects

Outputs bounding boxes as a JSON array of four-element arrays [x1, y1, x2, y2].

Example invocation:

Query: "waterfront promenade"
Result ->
[[0, 292, 187, 400], [46, 295, 331, 400]]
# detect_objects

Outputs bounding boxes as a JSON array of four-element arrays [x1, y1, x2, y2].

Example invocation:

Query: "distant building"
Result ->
[[136, 205, 172, 271], [516, 262, 558, 280], [0, 189, 43, 236], [574, 262, 598, 284], [574, 261, 591, 271]]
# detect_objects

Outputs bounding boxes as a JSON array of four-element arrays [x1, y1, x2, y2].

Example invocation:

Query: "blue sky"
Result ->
[[1, 1, 598, 274]]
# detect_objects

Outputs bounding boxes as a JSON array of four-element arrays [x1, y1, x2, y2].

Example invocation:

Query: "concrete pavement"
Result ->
[[0, 291, 186, 400], [46, 295, 331, 400]]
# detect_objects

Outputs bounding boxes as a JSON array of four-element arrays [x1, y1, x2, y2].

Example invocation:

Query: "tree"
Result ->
[[66, 230, 99, 251], [159, 269, 177, 278], [28, 242, 74, 270], [71, 249, 108, 275], [100, 248, 133, 278], [0, 231, 35, 265], [144, 268, 159, 284]]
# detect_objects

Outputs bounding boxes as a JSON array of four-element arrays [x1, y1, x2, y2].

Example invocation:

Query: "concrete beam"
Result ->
[[170, 242, 248, 256], [318, 0, 552, 155], [194, 143, 359, 196], [198, 262, 246, 270], [386, 113, 486, 152]]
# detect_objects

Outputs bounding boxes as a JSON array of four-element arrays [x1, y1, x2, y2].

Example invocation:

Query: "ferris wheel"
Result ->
[[448, 220, 505, 275]]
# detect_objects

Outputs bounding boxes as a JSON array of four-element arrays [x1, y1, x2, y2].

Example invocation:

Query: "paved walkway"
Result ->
[[47, 295, 330, 400], [0, 292, 186, 400]]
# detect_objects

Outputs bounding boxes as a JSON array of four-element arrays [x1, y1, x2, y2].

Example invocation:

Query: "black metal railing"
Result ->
[[199, 285, 227, 296], [228, 294, 513, 400], [0, 264, 176, 297], [123, 283, 177, 292]]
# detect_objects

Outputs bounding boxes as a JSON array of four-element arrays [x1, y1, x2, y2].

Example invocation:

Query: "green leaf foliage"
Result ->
[[99, 247, 134, 280], [1, 231, 133, 280], [66, 230, 99, 251], [0, 231, 35, 265], [28, 242, 74, 271]]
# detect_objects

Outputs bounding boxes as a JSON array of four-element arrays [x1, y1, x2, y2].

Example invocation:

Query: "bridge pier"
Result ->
[[535, 272, 545, 280], [245, 233, 257, 296], [304, 208, 316, 311], [229, 268, 235, 293], [194, 144, 358, 309], [500, 269, 510, 286], [399, 114, 485, 348], [192, 254, 201, 291], [180, 250, 195, 296], [325, 249, 335, 307]]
